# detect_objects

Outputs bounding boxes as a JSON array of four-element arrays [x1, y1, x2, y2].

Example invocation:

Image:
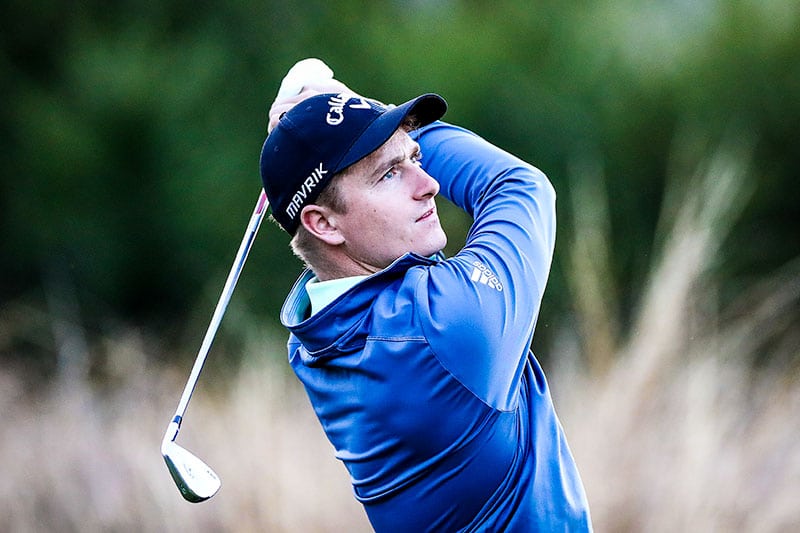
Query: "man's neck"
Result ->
[[311, 251, 382, 281]]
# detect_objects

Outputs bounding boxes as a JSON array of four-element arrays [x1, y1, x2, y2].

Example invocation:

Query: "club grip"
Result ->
[[276, 58, 334, 99]]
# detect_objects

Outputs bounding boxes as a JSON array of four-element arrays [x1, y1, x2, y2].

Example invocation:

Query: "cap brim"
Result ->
[[337, 93, 447, 172]]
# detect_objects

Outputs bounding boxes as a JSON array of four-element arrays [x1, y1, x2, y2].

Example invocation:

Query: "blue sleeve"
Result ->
[[410, 122, 556, 411]]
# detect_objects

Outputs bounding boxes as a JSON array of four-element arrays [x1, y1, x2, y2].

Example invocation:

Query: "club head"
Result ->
[[162, 440, 221, 502]]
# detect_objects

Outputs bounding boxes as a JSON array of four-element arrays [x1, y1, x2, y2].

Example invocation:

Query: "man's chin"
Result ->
[[419, 233, 448, 258]]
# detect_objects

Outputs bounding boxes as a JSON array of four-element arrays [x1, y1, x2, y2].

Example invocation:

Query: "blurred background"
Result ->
[[1, 0, 798, 531]]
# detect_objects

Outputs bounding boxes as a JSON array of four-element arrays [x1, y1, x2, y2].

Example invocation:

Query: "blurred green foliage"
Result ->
[[2, 1, 798, 365]]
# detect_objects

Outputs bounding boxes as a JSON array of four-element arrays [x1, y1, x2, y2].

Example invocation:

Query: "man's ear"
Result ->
[[299, 205, 345, 245]]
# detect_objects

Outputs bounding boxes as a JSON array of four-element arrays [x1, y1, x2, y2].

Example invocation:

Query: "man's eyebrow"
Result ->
[[367, 140, 420, 181]]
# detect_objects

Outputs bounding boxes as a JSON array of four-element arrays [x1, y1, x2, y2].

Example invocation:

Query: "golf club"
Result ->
[[161, 58, 334, 503]]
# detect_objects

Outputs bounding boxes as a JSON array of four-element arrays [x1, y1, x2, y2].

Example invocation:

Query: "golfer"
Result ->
[[259, 77, 592, 531]]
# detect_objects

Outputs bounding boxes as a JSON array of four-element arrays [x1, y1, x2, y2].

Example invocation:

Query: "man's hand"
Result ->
[[267, 79, 356, 133]]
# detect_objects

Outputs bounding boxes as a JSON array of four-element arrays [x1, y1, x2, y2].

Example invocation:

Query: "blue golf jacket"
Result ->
[[280, 121, 592, 531]]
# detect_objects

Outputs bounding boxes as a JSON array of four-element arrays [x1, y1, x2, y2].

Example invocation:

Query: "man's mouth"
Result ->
[[417, 207, 436, 222]]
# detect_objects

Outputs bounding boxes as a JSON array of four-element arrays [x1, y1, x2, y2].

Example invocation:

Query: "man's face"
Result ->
[[331, 129, 447, 272]]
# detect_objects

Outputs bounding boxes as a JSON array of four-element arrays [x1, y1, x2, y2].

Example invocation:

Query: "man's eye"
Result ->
[[411, 152, 423, 166], [382, 168, 397, 180]]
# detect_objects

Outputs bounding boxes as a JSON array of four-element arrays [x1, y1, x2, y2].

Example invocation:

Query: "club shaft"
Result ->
[[164, 189, 269, 443], [163, 59, 334, 447]]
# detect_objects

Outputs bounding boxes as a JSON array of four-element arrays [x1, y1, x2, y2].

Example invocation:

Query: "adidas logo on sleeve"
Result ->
[[470, 261, 503, 292]]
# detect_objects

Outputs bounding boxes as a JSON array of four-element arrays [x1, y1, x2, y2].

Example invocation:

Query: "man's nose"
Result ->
[[413, 167, 440, 199]]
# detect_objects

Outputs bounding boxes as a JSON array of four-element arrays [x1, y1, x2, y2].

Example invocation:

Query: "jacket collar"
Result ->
[[280, 252, 439, 353]]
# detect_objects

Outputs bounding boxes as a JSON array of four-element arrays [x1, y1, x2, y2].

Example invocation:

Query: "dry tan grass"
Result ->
[[0, 329, 371, 532], [0, 366, 371, 532], [556, 131, 800, 532], [556, 333, 800, 532]]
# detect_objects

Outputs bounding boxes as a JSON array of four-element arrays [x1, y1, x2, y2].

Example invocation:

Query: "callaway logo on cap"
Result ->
[[259, 92, 447, 234]]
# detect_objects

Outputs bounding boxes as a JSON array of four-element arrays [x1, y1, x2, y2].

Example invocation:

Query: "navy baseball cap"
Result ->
[[259, 92, 447, 234]]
